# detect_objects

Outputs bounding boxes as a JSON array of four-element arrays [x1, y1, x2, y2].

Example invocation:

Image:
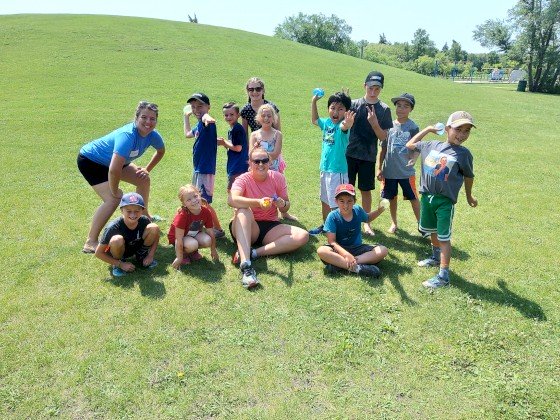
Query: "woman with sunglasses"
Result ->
[[228, 147, 309, 289], [241, 76, 297, 220], [78, 101, 166, 254]]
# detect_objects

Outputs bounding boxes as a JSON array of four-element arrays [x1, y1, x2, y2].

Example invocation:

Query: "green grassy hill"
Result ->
[[1, 14, 559, 418]]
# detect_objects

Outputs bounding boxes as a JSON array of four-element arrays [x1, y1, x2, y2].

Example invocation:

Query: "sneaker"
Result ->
[[240, 263, 260, 289], [112, 266, 126, 277], [422, 275, 449, 289], [181, 255, 191, 265], [146, 260, 158, 269], [418, 257, 440, 267], [357, 264, 381, 277], [324, 263, 342, 274], [214, 229, 226, 239], [190, 251, 203, 261], [308, 225, 324, 236]]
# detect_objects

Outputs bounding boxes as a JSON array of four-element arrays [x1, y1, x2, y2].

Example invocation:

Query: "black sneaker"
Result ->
[[309, 225, 324, 236], [357, 264, 381, 278], [324, 264, 343, 274]]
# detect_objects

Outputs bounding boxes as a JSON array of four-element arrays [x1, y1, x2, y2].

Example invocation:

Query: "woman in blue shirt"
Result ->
[[78, 101, 165, 253]]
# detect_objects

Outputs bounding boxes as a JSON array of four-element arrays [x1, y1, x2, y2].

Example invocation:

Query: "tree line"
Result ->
[[273, 1, 560, 93]]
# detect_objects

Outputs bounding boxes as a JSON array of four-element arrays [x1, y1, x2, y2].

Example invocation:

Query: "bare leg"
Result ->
[[121, 164, 151, 218], [355, 246, 388, 264], [439, 240, 451, 269], [360, 189, 374, 235], [388, 197, 398, 233], [410, 199, 420, 223], [321, 201, 332, 222], [256, 224, 309, 256], [231, 208, 259, 262], [85, 182, 120, 250]]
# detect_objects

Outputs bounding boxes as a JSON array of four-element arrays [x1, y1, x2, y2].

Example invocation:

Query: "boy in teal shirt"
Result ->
[[309, 91, 355, 235]]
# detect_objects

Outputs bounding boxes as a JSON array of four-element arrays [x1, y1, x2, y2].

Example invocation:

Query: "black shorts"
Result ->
[[229, 219, 282, 248], [78, 154, 110, 186], [346, 156, 375, 191], [78, 154, 129, 186]]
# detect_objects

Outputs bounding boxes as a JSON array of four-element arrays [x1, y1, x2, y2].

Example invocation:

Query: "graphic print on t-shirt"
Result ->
[[186, 220, 203, 237], [323, 126, 336, 145], [423, 150, 456, 182]]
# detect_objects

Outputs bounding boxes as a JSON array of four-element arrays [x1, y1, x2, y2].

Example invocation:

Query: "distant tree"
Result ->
[[474, 1, 560, 92], [411, 28, 437, 60], [357, 39, 369, 58], [187, 13, 198, 23], [274, 13, 353, 54], [449, 40, 467, 62], [379, 33, 389, 44], [441, 42, 449, 52], [473, 19, 512, 53]]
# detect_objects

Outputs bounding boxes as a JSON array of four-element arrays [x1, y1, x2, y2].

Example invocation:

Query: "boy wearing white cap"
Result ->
[[406, 111, 478, 288], [95, 192, 160, 277]]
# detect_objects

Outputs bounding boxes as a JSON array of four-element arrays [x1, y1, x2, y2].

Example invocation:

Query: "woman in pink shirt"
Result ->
[[228, 147, 309, 288]]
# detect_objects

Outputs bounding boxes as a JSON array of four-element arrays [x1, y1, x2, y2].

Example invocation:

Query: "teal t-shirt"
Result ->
[[317, 117, 349, 173]]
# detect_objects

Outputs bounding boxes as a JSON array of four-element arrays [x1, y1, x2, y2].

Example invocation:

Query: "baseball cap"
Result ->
[[365, 71, 384, 88], [187, 93, 210, 106], [334, 183, 356, 198], [446, 111, 476, 128], [391, 93, 415, 109], [119, 192, 145, 209]]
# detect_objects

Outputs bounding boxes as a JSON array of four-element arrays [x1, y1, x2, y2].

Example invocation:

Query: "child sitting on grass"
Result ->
[[95, 192, 160, 277], [168, 184, 219, 270], [317, 184, 388, 277]]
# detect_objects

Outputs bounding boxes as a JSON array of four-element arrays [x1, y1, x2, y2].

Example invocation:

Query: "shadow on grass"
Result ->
[[106, 265, 167, 299], [157, 244, 226, 283], [452, 274, 547, 321]]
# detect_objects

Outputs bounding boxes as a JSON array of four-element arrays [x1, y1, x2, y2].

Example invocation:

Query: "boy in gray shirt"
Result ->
[[378, 93, 420, 234], [406, 111, 478, 288]]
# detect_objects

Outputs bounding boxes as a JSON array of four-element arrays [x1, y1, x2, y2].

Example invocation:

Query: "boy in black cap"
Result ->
[[95, 192, 160, 277], [346, 71, 393, 236], [378, 93, 421, 234], [183, 93, 225, 238]]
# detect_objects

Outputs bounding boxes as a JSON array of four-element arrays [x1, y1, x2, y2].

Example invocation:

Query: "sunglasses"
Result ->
[[252, 157, 270, 165], [247, 87, 263, 92]]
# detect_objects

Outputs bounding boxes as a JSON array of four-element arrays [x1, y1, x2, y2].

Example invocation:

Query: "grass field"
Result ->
[[1, 14, 559, 418]]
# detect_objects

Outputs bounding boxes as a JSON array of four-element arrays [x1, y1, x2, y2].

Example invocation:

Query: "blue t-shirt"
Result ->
[[317, 117, 349, 173], [323, 205, 368, 247], [226, 122, 249, 176], [80, 122, 164, 166], [192, 120, 218, 174]]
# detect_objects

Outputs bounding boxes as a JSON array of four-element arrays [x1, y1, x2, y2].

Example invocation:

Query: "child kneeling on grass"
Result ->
[[317, 184, 388, 277], [95, 192, 160, 277], [168, 184, 219, 270]]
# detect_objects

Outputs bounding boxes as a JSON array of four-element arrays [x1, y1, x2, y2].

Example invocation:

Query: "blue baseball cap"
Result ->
[[119, 192, 145, 208]]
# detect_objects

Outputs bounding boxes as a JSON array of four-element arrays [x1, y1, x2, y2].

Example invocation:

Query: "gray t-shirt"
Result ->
[[415, 141, 474, 203], [346, 97, 393, 162], [381, 119, 420, 179]]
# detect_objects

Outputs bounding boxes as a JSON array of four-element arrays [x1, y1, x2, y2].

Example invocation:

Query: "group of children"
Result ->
[[95, 73, 478, 290]]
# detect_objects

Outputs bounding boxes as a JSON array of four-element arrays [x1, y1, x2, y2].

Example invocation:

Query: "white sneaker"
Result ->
[[240, 263, 260, 289], [417, 257, 440, 267]]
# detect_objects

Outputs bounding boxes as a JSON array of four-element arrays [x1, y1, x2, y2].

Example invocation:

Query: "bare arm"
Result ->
[[464, 177, 478, 207], [376, 141, 387, 181], [275, 113, 282, 132], [228, 189, 264, 209], [145, 147, 165, 172], [311, 95, 320, 126], [406, 125, 438, 150], [184, 113, 195, 138], [367, 107, 388, 141], [269, 130, 282, 161]]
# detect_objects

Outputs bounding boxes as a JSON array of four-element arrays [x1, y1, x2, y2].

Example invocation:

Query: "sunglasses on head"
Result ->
[[252, 157, 270, 165], [247, 87, 263, 92]]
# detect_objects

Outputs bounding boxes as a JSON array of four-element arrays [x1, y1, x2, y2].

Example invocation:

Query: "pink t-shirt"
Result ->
[[231, 171, 288, 221]]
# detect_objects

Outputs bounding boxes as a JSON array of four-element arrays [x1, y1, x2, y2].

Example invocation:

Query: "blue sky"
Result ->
[[1, 0, 517, 53]]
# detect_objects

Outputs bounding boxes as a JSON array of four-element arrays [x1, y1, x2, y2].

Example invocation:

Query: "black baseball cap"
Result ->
[[187, 93, 210, 105], [391, 93, 416, 109], [365, 71, 384, 88]]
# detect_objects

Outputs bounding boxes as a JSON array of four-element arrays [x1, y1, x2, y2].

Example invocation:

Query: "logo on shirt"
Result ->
[[424, 151, 456, 182]]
